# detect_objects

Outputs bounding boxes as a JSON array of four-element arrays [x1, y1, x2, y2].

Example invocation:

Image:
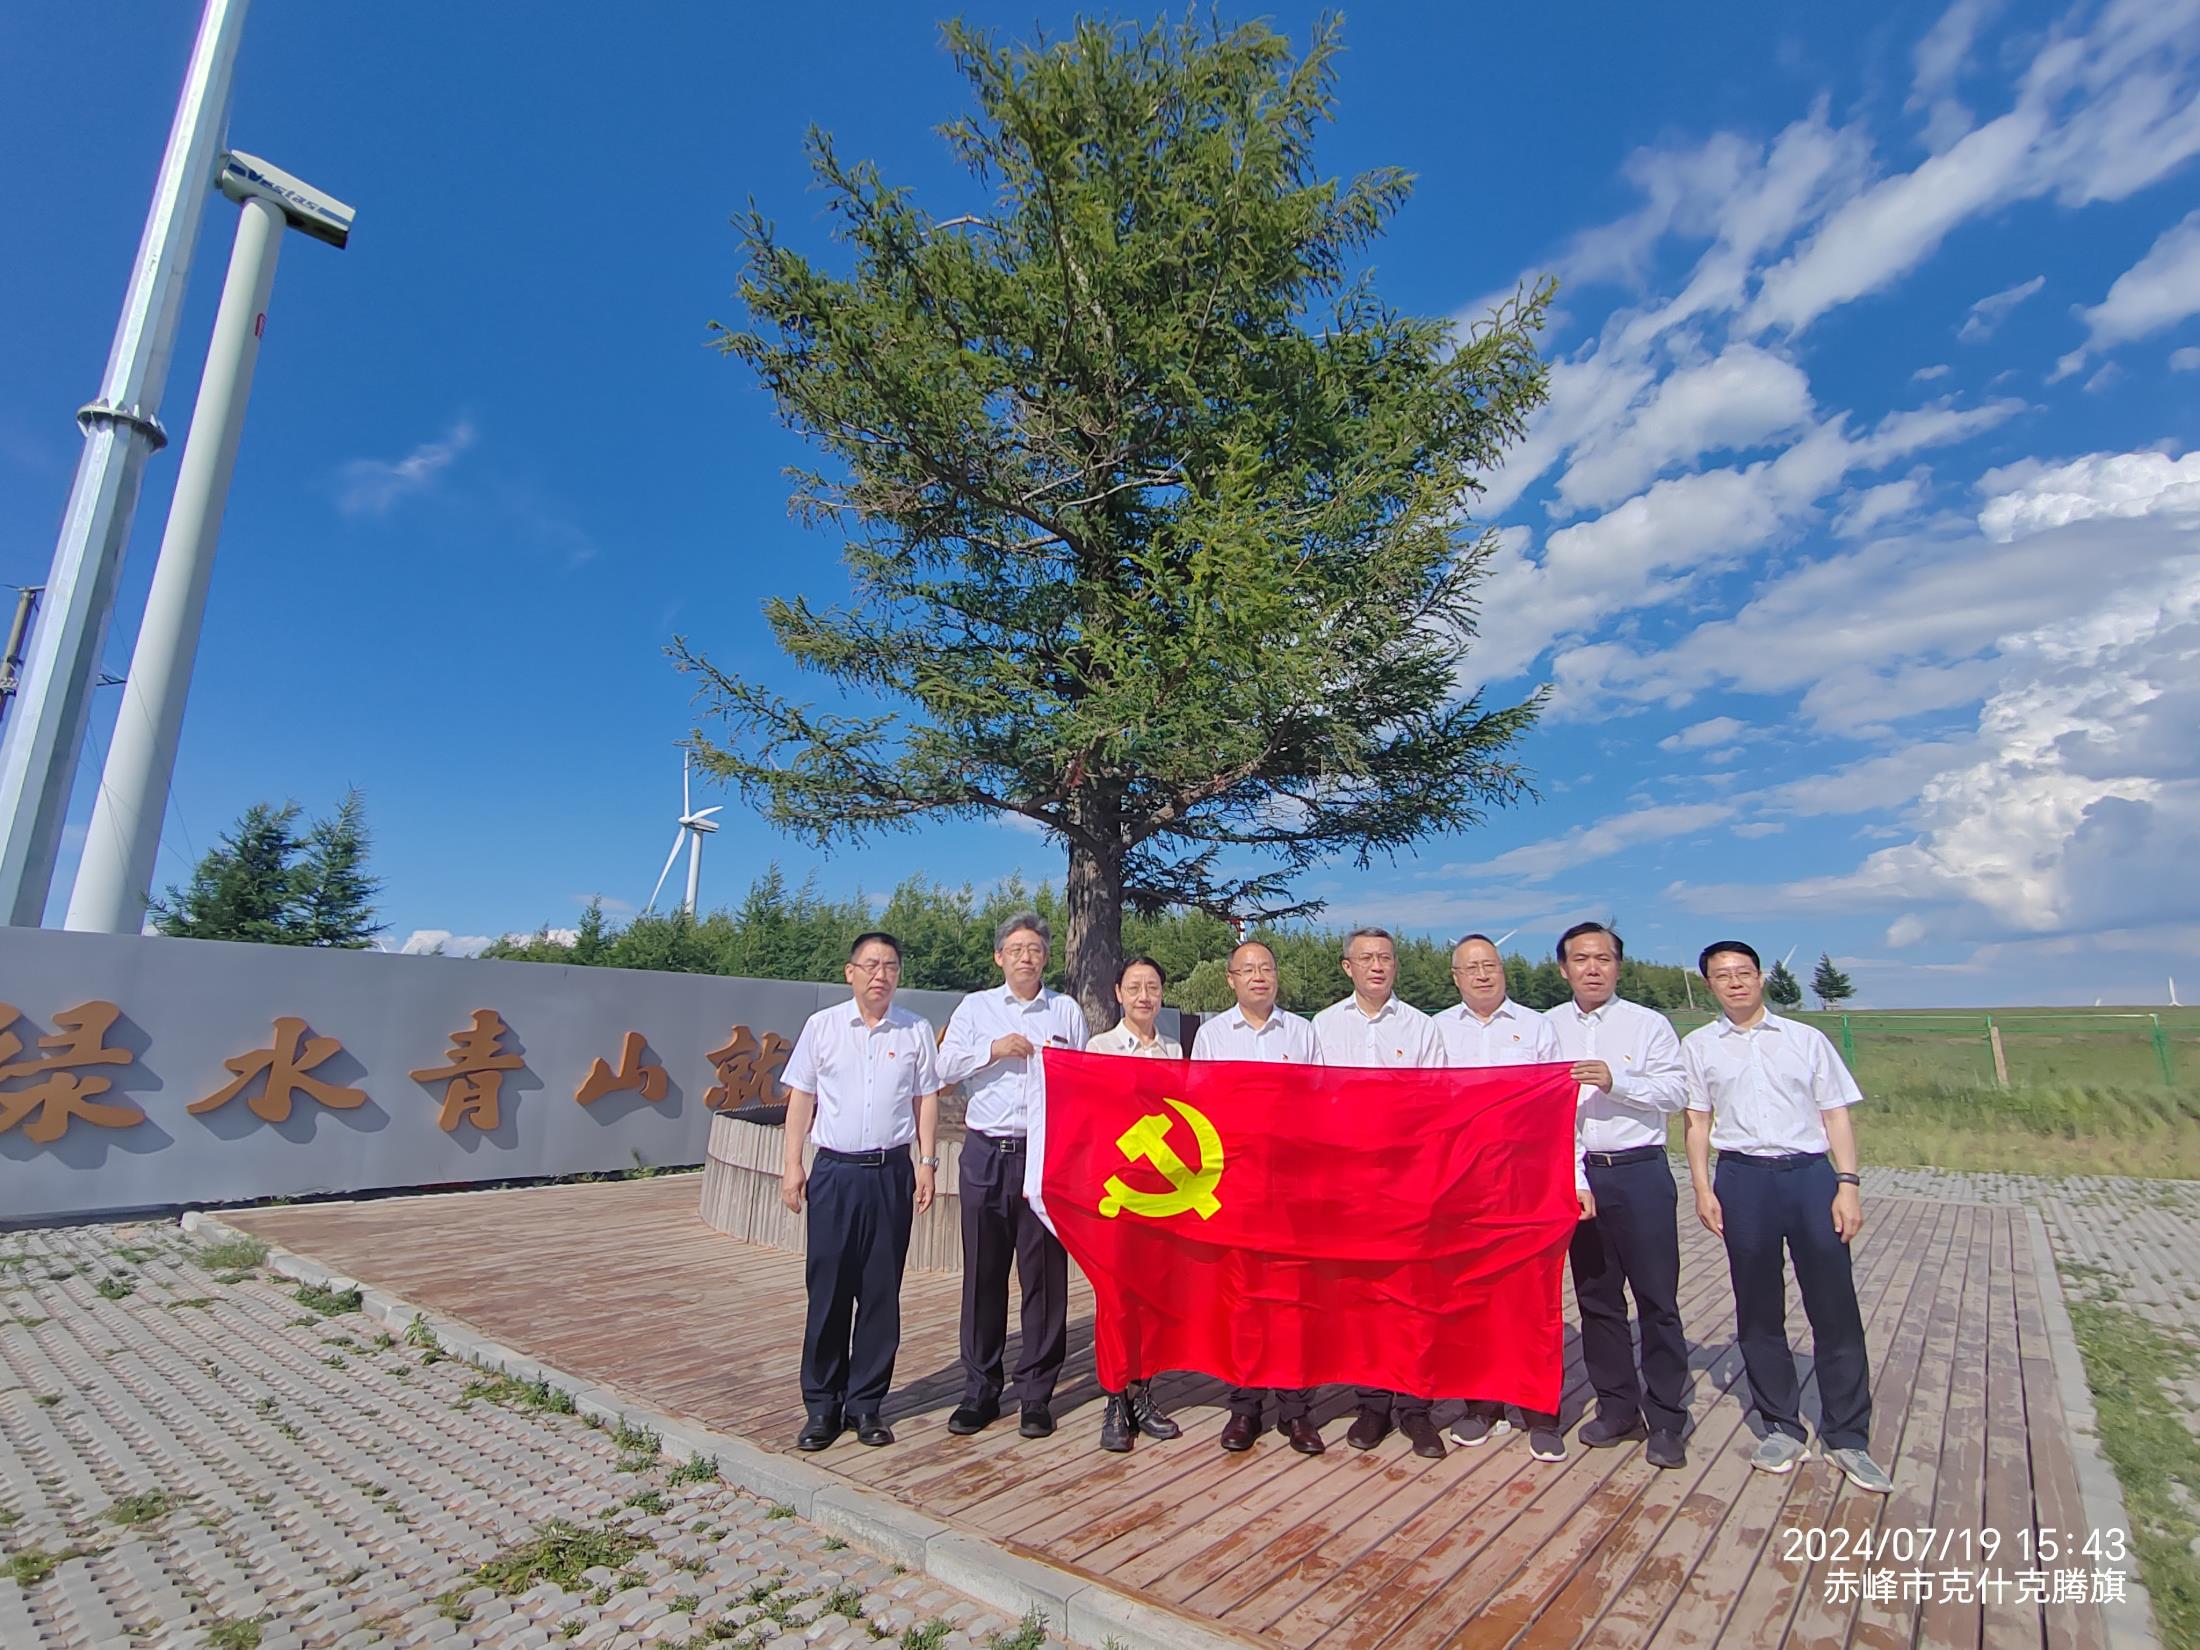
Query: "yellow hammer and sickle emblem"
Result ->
[[1099, 1097, 1225, 1220]]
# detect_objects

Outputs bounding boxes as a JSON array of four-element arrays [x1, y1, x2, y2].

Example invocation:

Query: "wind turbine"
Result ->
[[1492, 927, 1519, 948], [646, 753, 722, 917]]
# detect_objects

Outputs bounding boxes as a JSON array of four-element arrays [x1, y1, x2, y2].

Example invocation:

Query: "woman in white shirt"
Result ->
[[1085, 956, 1186, 1453]]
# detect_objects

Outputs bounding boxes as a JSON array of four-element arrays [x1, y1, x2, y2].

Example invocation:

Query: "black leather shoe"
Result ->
[[1577, 1413, 1648, 1448], [1126, 1381, 1181, 1440], [1220, 1412, 1261, 1452], [1645, 1428, 1686, 1469], [1285, 1417, 1326, 1455], [795, 1409, 843, 1451], [1345, 1406, 1390, 1450], [1398, 1413, 1447, 1460], [947, 1398, 999, 1436], [1100, 1394, 1134, 1454], [1019, 1401, 1055, 1438], [851, 1412, 894, 1447]]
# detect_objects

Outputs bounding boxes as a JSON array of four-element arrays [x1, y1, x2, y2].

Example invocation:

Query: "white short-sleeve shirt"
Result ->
[[1682, 1011, 1863, 1156], [1432, 998, 1561, 1066], [1189, 1004, 1323, 1064], [936, 985, 1088, 1137], [1311, 994, 1446, 1067], [781, 1001, 941, 1153], [1546, 995, 1688, 1154]]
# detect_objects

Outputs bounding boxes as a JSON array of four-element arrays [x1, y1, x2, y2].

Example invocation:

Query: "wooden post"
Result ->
[[1987, 1019, 2011, 1089]]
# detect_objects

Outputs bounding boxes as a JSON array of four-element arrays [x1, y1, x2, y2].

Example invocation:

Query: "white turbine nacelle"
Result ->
[[219, 150, 353, 248]]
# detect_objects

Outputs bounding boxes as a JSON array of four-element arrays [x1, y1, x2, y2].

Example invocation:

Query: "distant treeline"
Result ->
[[482, 868, 1704, 1015]]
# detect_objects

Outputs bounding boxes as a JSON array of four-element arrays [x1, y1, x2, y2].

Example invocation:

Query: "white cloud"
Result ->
[[1958, 274, 2044, 340], [1659, 716, 1750, 752], [1470, 802, 1735, 883], [1912, 0, 2001, 110], [1833, 472, 1931, 538], [2072, 210, 2200, 358], [394, 929, 495, 957], [1731, 821, 1786, 839], [1912, 363, 1952, 381], [1553, 345, 1814, 514], [1755, 741, 1976, 816], [1978, 449, 2200, 541], [1747, 109, 2043, 335], [2172, 346, 2200, 371], [337, 420, 476, 516]]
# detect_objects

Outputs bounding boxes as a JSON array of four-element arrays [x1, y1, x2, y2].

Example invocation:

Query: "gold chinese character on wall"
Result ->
[[189, 1016, 366, 1123], [575, 1031, 668, 1105], [410, 1010, 524, 1131], [703, 1024, 791, 1111], [0, 1000, 143, 1144]]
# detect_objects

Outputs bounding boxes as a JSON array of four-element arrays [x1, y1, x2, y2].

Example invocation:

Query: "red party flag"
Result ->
[[1041, 1048, 1580, 1410]]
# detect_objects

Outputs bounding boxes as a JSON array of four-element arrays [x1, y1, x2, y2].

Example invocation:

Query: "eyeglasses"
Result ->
[[999, 945, 1047, 963], [849, 959, 901, 976], [1228, 963, 1277, 978]]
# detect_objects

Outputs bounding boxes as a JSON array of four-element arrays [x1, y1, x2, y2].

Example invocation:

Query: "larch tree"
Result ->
[[680, 16, 1552, 1024]]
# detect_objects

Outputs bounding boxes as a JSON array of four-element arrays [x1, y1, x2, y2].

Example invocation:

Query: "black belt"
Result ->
[[1582, 1145, 1665, 1168], [1717, 1150, 1826, 1171], [971, 1130, 1027, 1153], [815, 1144, 910, 1166]]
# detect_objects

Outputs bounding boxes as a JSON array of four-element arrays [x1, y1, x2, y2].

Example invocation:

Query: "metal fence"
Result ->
[[1665, 1010, 2185, 1091]]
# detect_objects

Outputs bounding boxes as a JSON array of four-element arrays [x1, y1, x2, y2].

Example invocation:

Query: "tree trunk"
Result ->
[[1063, 830, 1126, 1036]]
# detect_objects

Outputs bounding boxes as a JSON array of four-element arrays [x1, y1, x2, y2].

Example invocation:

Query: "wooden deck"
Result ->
[[228, 1177, 2109, 1650]]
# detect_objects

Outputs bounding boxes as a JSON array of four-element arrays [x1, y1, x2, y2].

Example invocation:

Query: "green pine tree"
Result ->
[[151, 803, 304, 944], [1766, 958, 1804, 1009], [1811, 952, 1856, 1010], [679, 15, 1552, 1027], [291, 789, 384, 947]]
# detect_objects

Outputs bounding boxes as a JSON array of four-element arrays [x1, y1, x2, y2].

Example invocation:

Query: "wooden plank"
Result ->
[[1510, 1195, 1936, 1650], [223, 1176, 2093, 1650]]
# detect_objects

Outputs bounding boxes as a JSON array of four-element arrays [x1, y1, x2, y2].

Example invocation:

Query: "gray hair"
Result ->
[[1343, 926, 1395, 955], [995, 910, 1051, 951]]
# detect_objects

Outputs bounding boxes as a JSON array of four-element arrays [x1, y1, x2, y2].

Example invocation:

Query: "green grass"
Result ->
[[461, 1374, 578, 1415], [2063, 1292, 2200, 1649], [625, 1488, 667, 1514], [822, 1582, 866, 1618], [469, 1519, 654, 1594], [1660, 1074, 2200, 1178], [93, 1275, 135, 1300], [195, 1234, 269, 1272], [292, 1282, 362, 1317], [104, 1491, 177, 1527], [203, 1615, 269, 1650], [900, 1622, 951, 1650], [5, 1545, 94, 1587], [667, 1452, 718, 1485], [985, 1608, 1049, 1650]]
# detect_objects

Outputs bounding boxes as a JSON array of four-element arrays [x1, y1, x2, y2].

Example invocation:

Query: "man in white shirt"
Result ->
[[779, 931, 943, 1452], [1545, 922, 1689, 1471], [1433, 933, 1576, 1461], [1684, 940, 1893, 1494], [1191, 939, 1326, 1456], [936, 911, 1087, 1440], [1312, 927, 1448, 1459]]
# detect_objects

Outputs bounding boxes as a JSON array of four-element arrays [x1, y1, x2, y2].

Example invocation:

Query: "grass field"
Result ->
[[1661, 1005, 2200, 1179]]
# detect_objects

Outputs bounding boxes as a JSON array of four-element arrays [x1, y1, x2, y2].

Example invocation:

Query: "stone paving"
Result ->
[[0, 1223, 1051, 1650]]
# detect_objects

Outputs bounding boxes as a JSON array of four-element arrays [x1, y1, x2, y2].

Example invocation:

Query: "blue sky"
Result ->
[[3, 1, 2195, 1006]]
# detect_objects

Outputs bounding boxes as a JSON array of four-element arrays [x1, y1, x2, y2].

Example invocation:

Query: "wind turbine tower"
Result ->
[[647, 754, 722, 917]]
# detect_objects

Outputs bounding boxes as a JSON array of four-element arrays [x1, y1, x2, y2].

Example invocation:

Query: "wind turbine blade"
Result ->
[[1493, 927, 1518, 948], [647, 829, 686, 911], [1780, 944, 1798, 969], [692, 805, 724, 821], [682, 751, 692, 816]]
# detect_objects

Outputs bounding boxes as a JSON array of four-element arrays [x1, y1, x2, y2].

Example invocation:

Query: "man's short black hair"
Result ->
[[1699, 939, 1761, 975], [1556, 921, 1623, 963], [1453, 932, 1495, 951], [848, 930, 901, 961]]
